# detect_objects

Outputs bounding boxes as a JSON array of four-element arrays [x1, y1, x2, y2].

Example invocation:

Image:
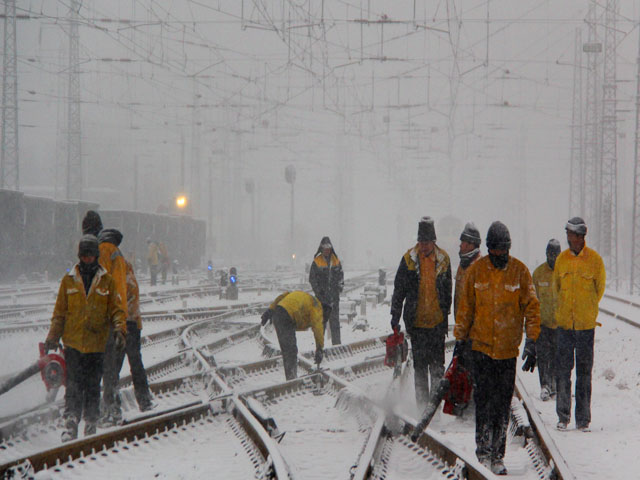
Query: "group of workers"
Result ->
[[44, 211, 155, 442], [262, 215, 605, 477], [44, 209, 605, 471]]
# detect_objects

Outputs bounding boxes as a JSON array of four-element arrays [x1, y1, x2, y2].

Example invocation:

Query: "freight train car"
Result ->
[[0, 189, 206, 283]]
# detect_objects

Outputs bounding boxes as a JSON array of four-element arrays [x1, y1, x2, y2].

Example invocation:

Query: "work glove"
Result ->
[[44, 339, 60, 354], [261, 309, 273, 326], [452, 340, 466, 359], [114, 330, 126, 351], [521, 338, 537, 372], [390, 316, 400, 331], [314, 347, 323, 365]]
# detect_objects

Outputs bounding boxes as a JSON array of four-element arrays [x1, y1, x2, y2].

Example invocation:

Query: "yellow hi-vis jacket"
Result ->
[[552, 245, 605, 331], [454, 255, 540, 360], [47, 264, 126, 353], [269, 291, 325, 349]]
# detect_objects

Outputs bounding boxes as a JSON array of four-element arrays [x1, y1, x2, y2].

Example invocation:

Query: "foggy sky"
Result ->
[[7, 0, 640, 274]]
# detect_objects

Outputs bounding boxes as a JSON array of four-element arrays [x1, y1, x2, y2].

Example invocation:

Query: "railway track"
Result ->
[[599, 292, 640, 328], [1, 269, 583, 479]]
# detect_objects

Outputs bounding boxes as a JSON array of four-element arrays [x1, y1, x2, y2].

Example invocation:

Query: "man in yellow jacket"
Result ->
[[532, 239, 561, 402], [553, 217, 605, 433], [45, 235, 126, 442], [261, 291, 324, 380], [454, 221, 540, 475]]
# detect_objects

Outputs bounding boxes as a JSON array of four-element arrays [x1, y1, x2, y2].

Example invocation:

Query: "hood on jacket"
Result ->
[[98, 228, 123, 247], [314, 236, 338, 259]]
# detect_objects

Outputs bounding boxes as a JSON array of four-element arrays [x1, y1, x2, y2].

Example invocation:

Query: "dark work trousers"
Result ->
[[410, 324, 445, 409], [103, 322, 153, 413], [555, 328, 594, 427], [537, 325, 557, 394], [149, 264, 158, 286], [273, 306, 299, 380], [472, 350, 516, 462], [323, 301, 341, 345], [64, 347, 104, 425]]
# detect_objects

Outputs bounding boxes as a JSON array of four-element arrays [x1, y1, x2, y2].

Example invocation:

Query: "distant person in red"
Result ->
[[44, 235, 125, 442]]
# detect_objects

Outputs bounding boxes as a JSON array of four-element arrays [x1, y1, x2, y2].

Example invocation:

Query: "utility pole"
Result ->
[[1, 0, 19, 190], [599, 0, 618, 287], [583, 2, 601, 232], [190, 78, 201, 216], [631, 14, 640, 294], [66, 0, 82, 199], [569, 28, 583, 216]]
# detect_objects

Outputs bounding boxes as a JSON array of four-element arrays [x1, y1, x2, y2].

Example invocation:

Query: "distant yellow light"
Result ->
[[292, 253, 296, 260], [176, 195, 187, 208]]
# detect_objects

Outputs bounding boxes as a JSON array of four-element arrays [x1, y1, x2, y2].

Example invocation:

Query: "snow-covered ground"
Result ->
[[1, 278, 639, 479]]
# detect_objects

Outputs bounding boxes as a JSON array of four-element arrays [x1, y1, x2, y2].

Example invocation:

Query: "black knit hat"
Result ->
[[82, 210, 103, 236], [99, 228, 123, 247], [565, 217, 587, 236], [417, 216, 436, 242], [486, 221, 511, 250], [78, 234, 100, 258], [460, 222, 481, 246], [546, 238, 561, 256]]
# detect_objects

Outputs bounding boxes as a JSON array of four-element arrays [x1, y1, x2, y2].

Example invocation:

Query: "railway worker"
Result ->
[[146, 238, 159, 286], [532, 239, 561, 402], [309, 236, 344, 345], [260, 291, 325, 380], [44, 235, 126, 442], [390, 216, 452, 410], [454, 221, 540, 475], [553, 217, 605, 433], [99, 229, 155, 427], [454, 222, 482, 317], [158, 241, 170, 285]]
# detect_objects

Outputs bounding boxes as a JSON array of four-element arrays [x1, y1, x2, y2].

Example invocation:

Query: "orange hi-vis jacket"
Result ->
[[533, 262, 557, 329], [47, 265, 126, 353], [454, 255, 540, 360]]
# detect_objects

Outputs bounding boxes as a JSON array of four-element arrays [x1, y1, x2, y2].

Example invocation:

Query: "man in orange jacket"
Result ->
[[454, 221, 540, 475], [45, 235, 126, 442]]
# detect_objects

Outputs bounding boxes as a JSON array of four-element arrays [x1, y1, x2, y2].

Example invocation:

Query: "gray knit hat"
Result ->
[[460, 222, 481, 246], [565, 217, 587, 235]]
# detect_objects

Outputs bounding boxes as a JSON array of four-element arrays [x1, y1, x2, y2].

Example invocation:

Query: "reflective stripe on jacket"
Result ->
[[47, 265, 126, 353], [99, 242, 128, 320], [454, 255, 540, 360], [552, 245, 605, 331], [533, 262, 556, 329], [269, 291, 325, 349]]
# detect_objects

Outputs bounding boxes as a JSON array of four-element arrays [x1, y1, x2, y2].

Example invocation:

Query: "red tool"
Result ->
[[0, 343, 66, 398], [38, 342, 66, 392], [384, 327, 408, 378], [442, 357, 472, 416]]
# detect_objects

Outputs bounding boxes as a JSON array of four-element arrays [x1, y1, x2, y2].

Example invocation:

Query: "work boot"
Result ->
[[477, 455, 491, 471], [61, 418, 78, 443], [556, 421, 568, 431], [491, 459, 507, 476], [540, 386, 550, 402], [84, 422, 97, 436], [577, 423, 591, 432], [139, 399, 158, 413]]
